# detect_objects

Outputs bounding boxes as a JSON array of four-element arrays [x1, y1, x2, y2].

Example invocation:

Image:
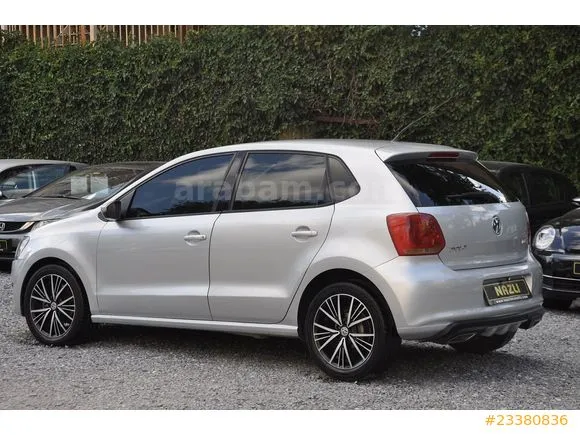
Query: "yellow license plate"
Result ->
[[0, 240, 7, 252], [573, 262, 580, 276], [483, 278, 532, 306]]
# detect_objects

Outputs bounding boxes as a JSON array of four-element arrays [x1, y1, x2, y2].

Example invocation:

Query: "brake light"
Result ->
[[387, 213, 446, 255], [426, 151, 459, 161]]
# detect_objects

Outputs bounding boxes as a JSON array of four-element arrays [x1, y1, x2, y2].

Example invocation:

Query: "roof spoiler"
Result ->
[[376, 143, 478, 163]]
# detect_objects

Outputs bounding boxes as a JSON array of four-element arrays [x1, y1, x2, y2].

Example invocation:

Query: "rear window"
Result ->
[[387, 160, 516, 207]]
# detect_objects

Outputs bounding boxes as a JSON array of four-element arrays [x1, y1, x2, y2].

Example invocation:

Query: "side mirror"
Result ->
[[101, 200, 122, 220], [573, 197, 580, 207]]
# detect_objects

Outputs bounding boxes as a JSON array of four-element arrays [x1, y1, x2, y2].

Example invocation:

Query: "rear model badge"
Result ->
[[492, 216, 502, 235]]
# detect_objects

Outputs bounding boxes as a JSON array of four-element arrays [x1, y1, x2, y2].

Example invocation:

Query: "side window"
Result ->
[[328, 156, 360, 202], [32, 165, 70, 188], [233, 153, 330, 211], [527, 171, 565, 206], [127, 154, 233, 218], [0, 166, 34, 190], [502, 171, 528, 205]]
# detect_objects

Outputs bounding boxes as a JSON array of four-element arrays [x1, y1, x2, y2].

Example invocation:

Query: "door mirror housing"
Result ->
[[101, 200, 123, 220]]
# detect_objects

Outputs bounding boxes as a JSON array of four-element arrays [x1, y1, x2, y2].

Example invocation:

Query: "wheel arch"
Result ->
[[20, 257, 90, 316], [296, 268, 398, 340]]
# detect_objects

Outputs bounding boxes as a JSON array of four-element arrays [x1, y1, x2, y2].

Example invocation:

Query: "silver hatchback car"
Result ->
[[11, 140, 544, 380]]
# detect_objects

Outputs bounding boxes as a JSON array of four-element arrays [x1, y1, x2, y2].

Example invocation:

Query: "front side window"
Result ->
[[127, 154, 233, 218], [0, 166, 34, 191], [233, 153, 330, 211]]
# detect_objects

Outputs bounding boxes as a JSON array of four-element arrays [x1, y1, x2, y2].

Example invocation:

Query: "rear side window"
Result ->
[[233, 152, 330, 210], [502, 171, 529, 206], [328, 156, 360, 202], [526, 171, 570, 206], [387, 160, 516, 207]]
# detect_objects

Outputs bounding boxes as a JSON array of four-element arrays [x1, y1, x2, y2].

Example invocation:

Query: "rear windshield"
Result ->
[[387, 160, 516, 207]]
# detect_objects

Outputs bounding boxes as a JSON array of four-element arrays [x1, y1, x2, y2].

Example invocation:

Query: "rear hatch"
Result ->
[[380, 149, 529, 270]]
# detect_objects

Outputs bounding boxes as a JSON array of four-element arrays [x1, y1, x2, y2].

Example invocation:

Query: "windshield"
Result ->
[[29, 165, 149, 200]]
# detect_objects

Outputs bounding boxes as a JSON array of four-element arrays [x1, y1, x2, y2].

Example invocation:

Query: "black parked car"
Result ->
[[481, 161, 579, 233], [532, 208, 580, 309]]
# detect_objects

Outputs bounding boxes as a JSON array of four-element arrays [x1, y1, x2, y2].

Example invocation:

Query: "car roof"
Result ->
[[175, 139, 476, 162], [79, 161, 164, 170], [0, 159, 85, 171]]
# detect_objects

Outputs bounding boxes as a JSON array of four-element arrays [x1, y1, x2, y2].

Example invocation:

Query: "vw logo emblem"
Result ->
[[0, 222, 5, 231], [492, 216, 502, 236]]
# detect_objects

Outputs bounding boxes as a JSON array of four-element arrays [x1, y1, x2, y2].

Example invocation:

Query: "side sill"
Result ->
[[91, 315, 299, 338]]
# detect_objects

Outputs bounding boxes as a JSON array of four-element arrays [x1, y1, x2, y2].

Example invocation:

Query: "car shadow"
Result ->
[[87, 324, 549, 384]]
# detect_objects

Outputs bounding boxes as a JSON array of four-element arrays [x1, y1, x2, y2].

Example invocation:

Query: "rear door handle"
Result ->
[[291, 229, 318, 238]]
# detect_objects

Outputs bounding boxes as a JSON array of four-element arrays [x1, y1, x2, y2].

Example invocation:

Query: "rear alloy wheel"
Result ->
[[450, 330, 517, 354], [23, 264, 90, 345], [542, 298, 572, 310], [305, 282, 393, 381]]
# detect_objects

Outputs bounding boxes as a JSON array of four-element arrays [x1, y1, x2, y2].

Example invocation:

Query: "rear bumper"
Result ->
[[373, 253, 544, 341], [426, 306, 544, 344]]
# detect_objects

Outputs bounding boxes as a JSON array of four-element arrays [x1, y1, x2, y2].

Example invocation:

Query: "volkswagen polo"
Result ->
[[11, 140, 544, 380]]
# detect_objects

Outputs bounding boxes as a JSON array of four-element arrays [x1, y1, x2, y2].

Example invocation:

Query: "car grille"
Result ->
[[0, 222, 29, 232]]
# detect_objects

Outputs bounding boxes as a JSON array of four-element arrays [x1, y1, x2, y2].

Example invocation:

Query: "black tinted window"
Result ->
[[527, 171, 567, 206], [502, 172, 528, 205], [127, 154, 233, 218], [233, 153, 329, 210], [388, 160, 515, 207], [328, 156, 360, 202]]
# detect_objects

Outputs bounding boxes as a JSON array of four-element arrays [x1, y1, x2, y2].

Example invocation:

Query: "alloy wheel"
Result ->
[[29, 274, 76, 339], [313, 293, 376, 370]]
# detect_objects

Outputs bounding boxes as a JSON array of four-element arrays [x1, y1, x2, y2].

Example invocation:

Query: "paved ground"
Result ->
[[0, 270, 578, 409]]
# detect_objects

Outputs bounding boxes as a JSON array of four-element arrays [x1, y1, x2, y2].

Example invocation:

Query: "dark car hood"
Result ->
[[549, 207, 580, 228], [0, 197, 102, 222], [548, 208, 580, 253]]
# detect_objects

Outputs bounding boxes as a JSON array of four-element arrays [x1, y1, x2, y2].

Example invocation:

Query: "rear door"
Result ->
[[208, 152, 334, 323], [386, 156, 529, 271]]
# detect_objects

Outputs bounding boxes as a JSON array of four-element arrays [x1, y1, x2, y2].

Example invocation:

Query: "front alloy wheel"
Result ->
[[23, 264, 90, 345], [305, 282, 393, 381]]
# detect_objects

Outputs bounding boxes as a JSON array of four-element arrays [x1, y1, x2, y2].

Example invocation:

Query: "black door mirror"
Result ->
[[101, 200, 123, 220]]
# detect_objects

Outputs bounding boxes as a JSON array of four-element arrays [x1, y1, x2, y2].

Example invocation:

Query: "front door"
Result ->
[[96, 153, 234, 320]]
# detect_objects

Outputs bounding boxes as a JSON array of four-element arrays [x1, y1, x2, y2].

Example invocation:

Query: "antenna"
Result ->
[[392, 93, 456, 142]]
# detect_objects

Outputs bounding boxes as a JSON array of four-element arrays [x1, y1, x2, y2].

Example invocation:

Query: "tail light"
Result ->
[[387, 213, 446, 256]]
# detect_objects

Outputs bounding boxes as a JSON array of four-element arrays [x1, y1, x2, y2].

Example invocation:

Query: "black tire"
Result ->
[[23, 264, 91, 345], [304, 282, 396, 381], [542, 298, 572, 310], [450, 330, 517, 354]]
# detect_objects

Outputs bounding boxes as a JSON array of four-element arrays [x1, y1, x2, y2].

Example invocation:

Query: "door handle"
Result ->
[[291, 229, 318, 238], [184, 232, 207, 243]]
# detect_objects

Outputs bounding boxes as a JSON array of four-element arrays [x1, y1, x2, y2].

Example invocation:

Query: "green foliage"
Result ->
[[0, 26, 578, 185]]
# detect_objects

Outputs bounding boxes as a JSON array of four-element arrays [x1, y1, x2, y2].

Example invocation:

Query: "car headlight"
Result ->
[[31, 220, 58, 231], [14, 236, 29, 259], [533, 226, 556, 251]]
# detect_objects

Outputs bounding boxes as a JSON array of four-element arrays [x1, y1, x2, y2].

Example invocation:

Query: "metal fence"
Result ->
[[1, 25, 203, 46]]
